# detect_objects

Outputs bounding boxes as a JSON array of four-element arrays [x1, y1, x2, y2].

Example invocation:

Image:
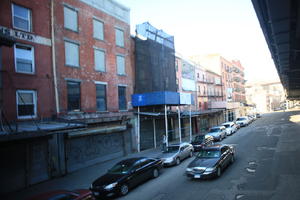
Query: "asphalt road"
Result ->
[[118, 110, 300, 200]]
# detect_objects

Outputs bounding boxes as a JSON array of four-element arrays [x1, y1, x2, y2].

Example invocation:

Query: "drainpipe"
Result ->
[[51, 0, 60, 115]]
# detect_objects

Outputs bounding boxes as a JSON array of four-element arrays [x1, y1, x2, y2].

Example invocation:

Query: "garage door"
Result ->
[[66, 132, 125, 173]]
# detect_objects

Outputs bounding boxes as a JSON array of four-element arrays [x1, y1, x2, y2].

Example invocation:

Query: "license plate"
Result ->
[[93, 192, 100, 196], [194, 174, 201, 178]]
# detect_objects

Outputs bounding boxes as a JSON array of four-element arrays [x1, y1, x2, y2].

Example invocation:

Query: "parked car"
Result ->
[[159, 142, 194, 166], [90, 157, 163, 198], [247, 114, 256, 122], [256, 113, 261, 118], [27, 189, 93, 200], [221, 122, 237, 135], [191, 135, 214, 152], [185, 144, 235, 179], [235, 116, 250, 127], [206, 126, 226, 141]]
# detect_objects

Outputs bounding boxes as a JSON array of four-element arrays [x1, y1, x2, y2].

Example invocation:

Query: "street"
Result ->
[[118, 110, 300, 200]]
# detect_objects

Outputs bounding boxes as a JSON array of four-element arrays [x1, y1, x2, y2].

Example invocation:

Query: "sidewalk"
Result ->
[[2, 147, 162, 200]]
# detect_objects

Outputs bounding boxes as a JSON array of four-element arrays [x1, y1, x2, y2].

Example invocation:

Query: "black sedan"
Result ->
[[191, 135, 214, 152], [90, 157, 163, 198], [185, 144, 235, 179]]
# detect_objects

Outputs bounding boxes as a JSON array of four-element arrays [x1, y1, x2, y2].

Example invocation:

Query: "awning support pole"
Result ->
[[165, 105, 168, 147], [153, 117, 156, 148], [177, 106, 182, 143], [137, 106, 140, 152], [189, 105, 192, 142]]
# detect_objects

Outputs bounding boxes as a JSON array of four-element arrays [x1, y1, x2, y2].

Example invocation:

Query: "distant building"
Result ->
[[246, 82, 286, 113], [190, 54, 246, 121]]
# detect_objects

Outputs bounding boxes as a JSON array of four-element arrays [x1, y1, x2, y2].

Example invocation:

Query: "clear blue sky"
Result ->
[[117, 0, 280, 83]]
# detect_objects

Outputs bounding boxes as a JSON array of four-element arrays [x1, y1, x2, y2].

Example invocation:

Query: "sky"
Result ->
[[117, 0, 280, 84]]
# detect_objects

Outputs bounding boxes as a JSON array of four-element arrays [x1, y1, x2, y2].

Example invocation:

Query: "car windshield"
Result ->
[[193, 136, 204, 142], [108, 162, 132, 174], [196, 149, 221, 158], [163, 146, 179, 153], [209, 128, 220, 132], [237, 117, 246, 121], [222, 124, 230, 128]]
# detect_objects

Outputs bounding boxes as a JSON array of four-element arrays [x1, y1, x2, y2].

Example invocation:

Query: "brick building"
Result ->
[[232, 60, 246, 103], [0, 0, 55, 122], [0, 0, 136, 194]]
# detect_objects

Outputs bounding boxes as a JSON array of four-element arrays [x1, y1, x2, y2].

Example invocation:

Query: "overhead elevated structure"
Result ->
[[252, 0, 300, 99]]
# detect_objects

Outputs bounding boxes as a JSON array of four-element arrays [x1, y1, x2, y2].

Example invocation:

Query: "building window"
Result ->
[[67, 81, 80, 111], [96, 84, 106, 111], [65, 41, 79, 67], [15, 44, 34, 74], [12, 4, 32, 32], [94, 49, 105, 72], [93, 19, 104, 40], [16, 90, 37, 118], [118, 86, 127, 110], [116, 55, 125, 75], [64, 6, 78, 32], [115, 28, 124, 47]]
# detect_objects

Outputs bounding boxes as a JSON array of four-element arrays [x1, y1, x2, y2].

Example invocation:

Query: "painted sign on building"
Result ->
[[0, 26, 51, 46]]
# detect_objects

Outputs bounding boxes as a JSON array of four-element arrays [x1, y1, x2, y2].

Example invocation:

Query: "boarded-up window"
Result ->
[[65, 41, 79, 67], [118, 86, 127, 110], [15, 44, 34, 73], [115, 28, 124, 47], [64, 6, 78, 31], [93, 19, 104, 40], [94, 49, 105, 72], [67, 81, 80, 111], [96, 84, 106, 111], [116, 55, 125, 75]]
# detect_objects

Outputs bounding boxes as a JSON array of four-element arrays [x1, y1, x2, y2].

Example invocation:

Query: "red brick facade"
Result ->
[[53, 0, 134, 117], [0, 0, 134, 122], [0, 0, 55, 121]]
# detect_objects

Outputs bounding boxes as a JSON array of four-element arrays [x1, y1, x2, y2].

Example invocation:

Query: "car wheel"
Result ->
[[152, 168, 159, 178], [120, 184, 129, 196], [230, 154, 235, 164], [216, 167, 222, 177], [189, 151, 193, 158], [176, 157, 180, 165]]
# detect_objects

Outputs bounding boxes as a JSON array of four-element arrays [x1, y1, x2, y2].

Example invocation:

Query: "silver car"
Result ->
[[160, 143, 194, 166], [222, 122, 237, 135]]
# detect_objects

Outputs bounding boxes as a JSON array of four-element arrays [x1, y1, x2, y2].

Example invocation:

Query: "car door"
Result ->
[[134, 159, 154, 182], [128, 160, 145, 187], [220, 147, 228, 169], [221, 146, 230, 167], [183, 145, 190, 158]]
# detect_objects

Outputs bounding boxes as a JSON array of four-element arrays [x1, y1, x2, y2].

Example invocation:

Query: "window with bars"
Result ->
[[67, 81, 80, 111], [96, 84, 106, 111], [15, 44, 34, 74], [118, 86, 127, 110], [12, 4, 31, 32]]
